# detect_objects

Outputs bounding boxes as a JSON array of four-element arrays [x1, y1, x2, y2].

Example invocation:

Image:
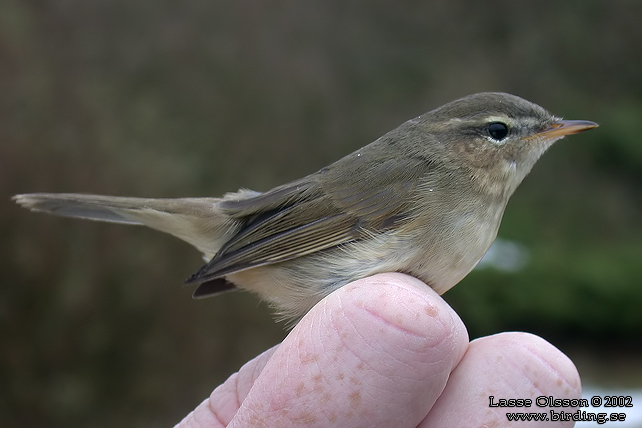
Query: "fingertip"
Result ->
[[421, 331, 581, 427], [329, 272, 468, 353], [231, 273, 469, 427], [474, 332, 581, 396]]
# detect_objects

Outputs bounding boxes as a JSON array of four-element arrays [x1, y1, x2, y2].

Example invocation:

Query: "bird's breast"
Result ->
[[399, 192, 508, 294]]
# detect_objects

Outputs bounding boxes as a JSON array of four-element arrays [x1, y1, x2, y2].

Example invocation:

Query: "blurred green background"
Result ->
[[2, 0, 641, 426]]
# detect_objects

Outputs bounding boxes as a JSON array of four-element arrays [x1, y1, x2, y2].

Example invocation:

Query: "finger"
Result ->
[[175, 347, 278, 428], [419, 331, 581, 427], [229, 273, 469, 427]]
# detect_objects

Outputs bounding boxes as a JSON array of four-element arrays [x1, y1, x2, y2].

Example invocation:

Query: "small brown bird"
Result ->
[[14, 93, 597, 320]]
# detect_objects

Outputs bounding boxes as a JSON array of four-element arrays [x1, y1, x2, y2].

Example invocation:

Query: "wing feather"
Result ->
[[188, 141, 432, 287], [187, 213, 358, 282]]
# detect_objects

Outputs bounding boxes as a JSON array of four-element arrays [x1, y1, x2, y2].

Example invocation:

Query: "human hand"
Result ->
[[176, 273, 581, 427]]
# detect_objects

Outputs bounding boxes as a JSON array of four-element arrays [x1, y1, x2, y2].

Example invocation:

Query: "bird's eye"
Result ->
[[487, 122, 509, 141]]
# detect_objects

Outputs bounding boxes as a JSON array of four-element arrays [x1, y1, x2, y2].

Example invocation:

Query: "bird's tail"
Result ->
[[13, 193, 237, 258]]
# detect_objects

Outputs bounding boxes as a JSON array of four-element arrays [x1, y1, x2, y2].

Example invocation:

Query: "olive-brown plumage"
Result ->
[[14, 92, 597, 320]]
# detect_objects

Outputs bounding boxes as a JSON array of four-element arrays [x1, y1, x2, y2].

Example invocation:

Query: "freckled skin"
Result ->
[[13, 93, 597, 321]]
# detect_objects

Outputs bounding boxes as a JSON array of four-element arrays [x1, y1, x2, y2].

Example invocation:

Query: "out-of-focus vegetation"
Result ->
[[2, 0, 641, 426]]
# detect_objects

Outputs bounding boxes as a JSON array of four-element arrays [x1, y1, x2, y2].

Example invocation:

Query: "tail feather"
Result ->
[[13, 193, 148, 224], [13, 193, 237, 257]]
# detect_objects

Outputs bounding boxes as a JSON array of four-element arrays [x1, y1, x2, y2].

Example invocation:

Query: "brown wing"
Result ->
[[187, 148, 431, 288]]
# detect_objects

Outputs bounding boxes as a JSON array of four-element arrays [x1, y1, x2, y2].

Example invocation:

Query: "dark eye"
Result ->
[[488, 122, 509, 141]]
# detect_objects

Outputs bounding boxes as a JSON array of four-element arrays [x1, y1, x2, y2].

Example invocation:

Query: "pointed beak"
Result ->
[[535, 120, 598, 138]]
